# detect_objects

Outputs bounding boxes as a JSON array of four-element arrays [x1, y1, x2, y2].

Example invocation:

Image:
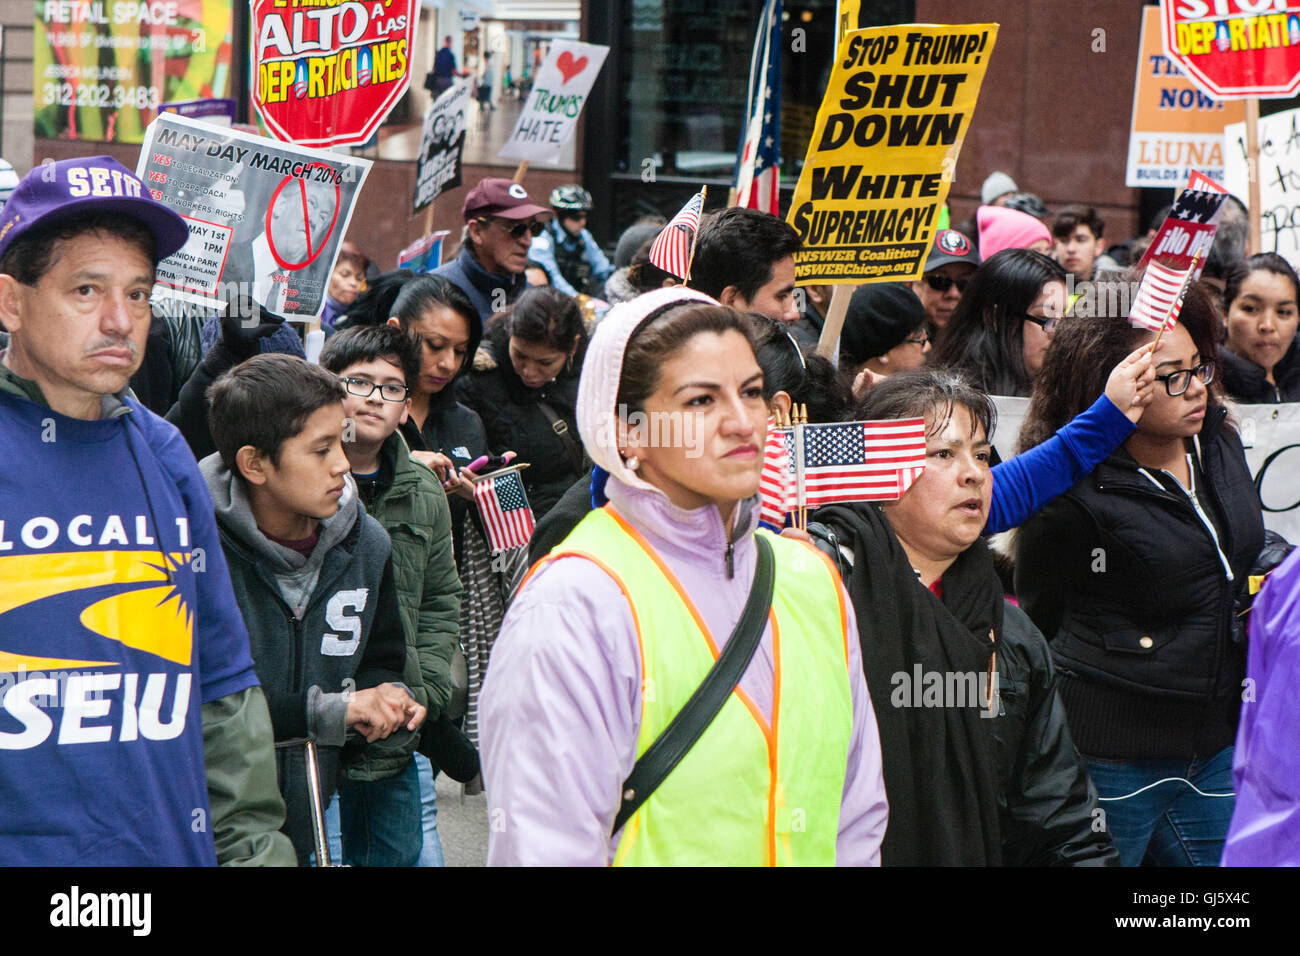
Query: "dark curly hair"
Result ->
[[1019, 278, 1225, 452]]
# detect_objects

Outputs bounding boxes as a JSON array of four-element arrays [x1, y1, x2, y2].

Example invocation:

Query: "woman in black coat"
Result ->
[[810, 369, 1117, 867], [1015, 282, 1266, 867], [456, 286, 588, 520], [1219, 253, 1300, 403]]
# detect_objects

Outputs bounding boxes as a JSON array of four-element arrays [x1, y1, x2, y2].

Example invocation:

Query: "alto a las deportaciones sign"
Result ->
[[250, 0, 416, 148], [1162, 0, 1300, 98]]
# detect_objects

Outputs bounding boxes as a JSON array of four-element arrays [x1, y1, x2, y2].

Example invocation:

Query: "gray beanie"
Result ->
[[981, 171, 1018, 205]]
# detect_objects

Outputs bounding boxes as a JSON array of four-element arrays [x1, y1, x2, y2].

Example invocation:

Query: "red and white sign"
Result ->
[[1161, 0, 1300, 99], [250, 0, 417, 148], [1137, 170, 1229, 276]]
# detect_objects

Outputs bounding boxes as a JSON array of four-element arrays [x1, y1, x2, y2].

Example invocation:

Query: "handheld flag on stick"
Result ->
[[759, 414, 795, 527], [769, 417, 928, 511], [1129, 251, 1202, 350], [732, 0, 782, 213], [649, 187, 706, 280], [471, 467, 536, 552]]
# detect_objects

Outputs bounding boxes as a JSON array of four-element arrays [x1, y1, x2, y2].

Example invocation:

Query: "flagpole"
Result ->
[[684, 185, 707, 282]]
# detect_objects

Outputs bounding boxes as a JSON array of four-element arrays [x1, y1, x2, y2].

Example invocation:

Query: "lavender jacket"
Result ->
[[1222, 548, 1300, 866], [480, 476, 889, 866]]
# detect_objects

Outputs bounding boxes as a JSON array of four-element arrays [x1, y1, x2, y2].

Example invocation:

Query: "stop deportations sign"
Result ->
[[1162, 0, 1300, 99]]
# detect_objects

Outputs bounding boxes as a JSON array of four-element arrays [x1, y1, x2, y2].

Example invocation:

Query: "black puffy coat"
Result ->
[[1015, 404, 1266, 762], [455, 323, 585, 520], [1218, 340, 1300, 403], [811, 503, 1116, 866]]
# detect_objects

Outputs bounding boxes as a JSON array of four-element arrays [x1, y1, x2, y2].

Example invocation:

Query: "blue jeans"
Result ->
[[1086, 746, 1236, 867], [413, 753, 446, 867], [324, 758, 423, 866]]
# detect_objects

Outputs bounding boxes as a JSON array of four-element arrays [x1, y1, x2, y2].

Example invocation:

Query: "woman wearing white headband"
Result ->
[[479, 287, 887, 865]]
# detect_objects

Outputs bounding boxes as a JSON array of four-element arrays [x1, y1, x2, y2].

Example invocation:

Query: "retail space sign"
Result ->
[[1161, 0, 1300, 99], [498, 40, 610, 165], [786, 23, 998, 284], [1128, 6, 1245, 187], [1225, 106, 1300, 269], [137, 112, 372, 319], [34, 0, 233, 143], [250, 0, 417, 148]]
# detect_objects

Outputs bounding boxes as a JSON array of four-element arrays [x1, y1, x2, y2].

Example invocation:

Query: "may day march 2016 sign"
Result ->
[[1128, 6, 1245, 187], [413, 81, 471, 214], [137, 112, 371, 319], [35, 0, 232, 143], [992, 397, 1300, 543], [786, 23, 997, 284], [1162, 0, 1300, 99], [1225, 107, 1300, 270], [499, 40, 609, 165], [250, 0, 416, 148]]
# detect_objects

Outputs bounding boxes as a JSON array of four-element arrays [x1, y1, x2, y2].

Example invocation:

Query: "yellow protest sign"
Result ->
[[787, 23, 998, 284]]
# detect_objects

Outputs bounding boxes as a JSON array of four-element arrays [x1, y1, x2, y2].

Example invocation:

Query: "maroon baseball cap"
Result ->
[[924, 228, 980, 272], [462, 178, 550, 222], [0, 156, 190, 264]]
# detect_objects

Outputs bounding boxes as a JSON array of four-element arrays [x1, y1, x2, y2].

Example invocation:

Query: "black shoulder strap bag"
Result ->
[[611, 534, 776, 836], [536, 400, 587, 477]]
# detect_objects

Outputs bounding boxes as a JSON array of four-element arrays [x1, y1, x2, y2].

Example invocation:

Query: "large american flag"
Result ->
[[472, 468, 536, 552], [781, 418, 928, 507], [733, 0, 781, 214], [1129, 259, 1195, 333], [649, 189, 705, 280], [758, 416, 794, 526]]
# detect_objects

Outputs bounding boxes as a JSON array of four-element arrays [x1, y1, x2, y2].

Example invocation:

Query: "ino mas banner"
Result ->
[[250, 0, 416, 148]]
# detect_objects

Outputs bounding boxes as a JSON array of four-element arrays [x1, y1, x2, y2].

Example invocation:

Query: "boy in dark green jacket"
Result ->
[[321, 325, 462, 866]]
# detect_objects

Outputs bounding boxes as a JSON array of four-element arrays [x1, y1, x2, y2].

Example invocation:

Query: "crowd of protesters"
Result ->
[[0, 151, 1297, 869]]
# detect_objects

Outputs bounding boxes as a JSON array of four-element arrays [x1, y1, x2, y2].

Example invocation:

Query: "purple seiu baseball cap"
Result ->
[[0, 156, 190, 265]]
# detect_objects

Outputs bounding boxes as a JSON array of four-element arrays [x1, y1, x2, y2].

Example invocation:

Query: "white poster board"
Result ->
[[498, 40, 609, 165]]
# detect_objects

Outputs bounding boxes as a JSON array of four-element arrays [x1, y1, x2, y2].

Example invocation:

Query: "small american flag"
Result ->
[[1129, 259, 1195, 333], [758, 417, 794, 526], [472, 468, 536, 552], [790, 418, 927, 507], [649, 189, 705, 280]]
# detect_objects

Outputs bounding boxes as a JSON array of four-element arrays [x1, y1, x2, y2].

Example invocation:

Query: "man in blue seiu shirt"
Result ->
[[0, 156, 295, 865]]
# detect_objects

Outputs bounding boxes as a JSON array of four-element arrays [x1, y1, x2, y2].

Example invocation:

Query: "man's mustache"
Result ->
[[83, 338, 140, 357]]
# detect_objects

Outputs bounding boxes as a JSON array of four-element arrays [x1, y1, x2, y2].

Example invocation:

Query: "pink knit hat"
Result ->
[[576, 286, 720, 492], [976, 205, 1052, 260]]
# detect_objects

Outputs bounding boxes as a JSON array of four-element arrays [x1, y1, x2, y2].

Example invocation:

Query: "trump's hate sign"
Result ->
[[786, 23, 997, 284]]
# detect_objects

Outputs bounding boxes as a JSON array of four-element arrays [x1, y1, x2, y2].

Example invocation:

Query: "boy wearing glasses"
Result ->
[[319, 326, 463, 866], [435, 178, 551, 321], [202, 353, 426, 864], [912, 228, 979, 336]]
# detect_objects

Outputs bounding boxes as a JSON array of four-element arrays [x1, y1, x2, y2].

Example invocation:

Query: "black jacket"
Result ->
[[1219, 340, 1300, 403], [1015, 404, 1266, 761], [455, 324, 585, 520], [811, 503, 1115, 866]]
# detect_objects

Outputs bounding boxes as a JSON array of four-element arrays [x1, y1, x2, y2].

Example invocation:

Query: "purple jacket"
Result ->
[[1222, 548, 1300, 866], [479, 477, 888, 866]]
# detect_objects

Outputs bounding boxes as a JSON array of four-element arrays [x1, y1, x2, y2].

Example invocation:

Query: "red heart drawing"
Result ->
[[556, 51, 589, 85]]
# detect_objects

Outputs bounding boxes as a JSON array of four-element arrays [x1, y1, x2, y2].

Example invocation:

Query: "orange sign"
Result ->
[[1128, 6, 1245, 187]]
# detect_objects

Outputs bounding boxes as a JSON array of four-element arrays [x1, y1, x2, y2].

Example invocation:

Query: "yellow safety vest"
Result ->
[[528, 506, 854, 866]]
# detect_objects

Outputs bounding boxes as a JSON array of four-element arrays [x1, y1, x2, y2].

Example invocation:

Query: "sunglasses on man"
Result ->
[[923, 274, 970, 294], [478, 217, 546, 239]]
